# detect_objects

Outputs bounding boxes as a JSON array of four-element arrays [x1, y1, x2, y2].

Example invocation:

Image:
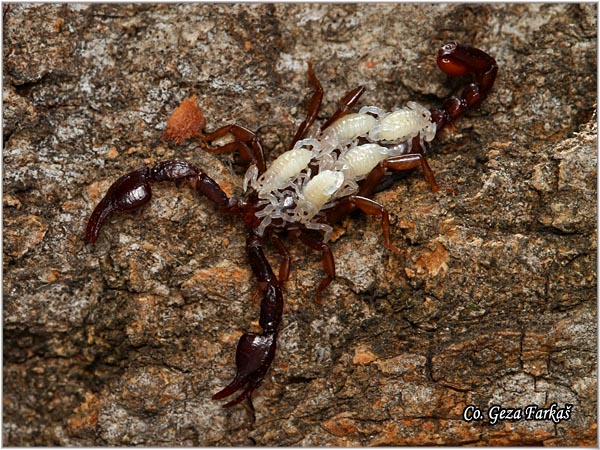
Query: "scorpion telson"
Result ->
[[85, 42, 497, 407]]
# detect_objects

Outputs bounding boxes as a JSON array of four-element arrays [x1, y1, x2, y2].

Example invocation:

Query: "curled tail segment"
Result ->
[[431, 42, 498, 131]]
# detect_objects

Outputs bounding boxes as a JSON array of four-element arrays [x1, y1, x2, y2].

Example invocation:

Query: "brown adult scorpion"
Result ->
[[85, 42, 497, 407]]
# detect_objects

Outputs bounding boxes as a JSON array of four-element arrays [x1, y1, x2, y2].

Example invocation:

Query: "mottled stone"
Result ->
[[3, 3, 596, 446]]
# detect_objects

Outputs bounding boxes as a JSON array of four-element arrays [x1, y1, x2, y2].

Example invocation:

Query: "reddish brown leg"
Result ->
[[85, 160, 231, 244], [326, 154, 441, 226], [330, 195, 403, 256], [288, 62, 324, 150], [202, 124, 267, 173], [321, 85, 366, 131], [324, 152, 444, 253], [364, 154, 440, 195], [270, 233, 291, 283], [293, 231, 336, 302]]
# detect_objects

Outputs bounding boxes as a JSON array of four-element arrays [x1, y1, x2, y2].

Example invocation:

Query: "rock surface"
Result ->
[[3, 3, 596, 446]]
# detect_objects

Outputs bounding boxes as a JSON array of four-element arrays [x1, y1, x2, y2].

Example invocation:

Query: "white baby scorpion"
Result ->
[[243, 100, 437, 239]]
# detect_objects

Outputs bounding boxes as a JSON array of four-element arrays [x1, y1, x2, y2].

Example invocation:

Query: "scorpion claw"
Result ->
[[212, 331, 277, 407], [85, 169, 152, 244]]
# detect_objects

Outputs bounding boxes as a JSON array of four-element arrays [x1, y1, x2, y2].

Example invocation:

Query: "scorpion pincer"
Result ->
[[85, 42, 497, 407]]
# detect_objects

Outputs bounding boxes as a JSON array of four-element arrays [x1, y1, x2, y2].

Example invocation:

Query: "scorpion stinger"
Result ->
[[85, 42, 497, 408], [430, 41, 498, 132]]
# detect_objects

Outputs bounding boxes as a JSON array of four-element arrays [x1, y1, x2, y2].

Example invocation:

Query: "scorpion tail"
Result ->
[[431, 42, 498, 132]]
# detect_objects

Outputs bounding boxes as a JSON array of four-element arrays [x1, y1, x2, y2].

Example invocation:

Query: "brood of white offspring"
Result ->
[[245, 100, 437, 240], [254, 147, 313, 196], [336, 143, 393, 181]]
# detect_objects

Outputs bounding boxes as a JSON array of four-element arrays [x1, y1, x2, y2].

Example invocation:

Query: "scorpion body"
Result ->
[[85, 42, 497, 407], [245, 99, 437, 238]]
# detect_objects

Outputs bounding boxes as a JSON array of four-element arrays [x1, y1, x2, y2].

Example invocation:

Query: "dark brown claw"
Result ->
[[85, 169, 152, 244], [85, 160, 229, 244], [212, 331, 277, 407]]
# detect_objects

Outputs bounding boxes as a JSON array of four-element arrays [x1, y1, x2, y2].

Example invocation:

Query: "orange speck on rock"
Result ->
[[162, 96, 206, 144], [414, 242, 449, 277], [67, 392, 100, 434], [107, 146, 119, 158], [365, 60, 376, 69], [44, 269, 60, 283], [322, 413, 358, 437], [219, 330, 244, 344], [86, 182, 101, 200], [4, 194, 22, 209], [244, 40, 253, 51], [398, 217, 417, 233], [53, 17, 64, 32], [353, 344, 378, 365], [188, 265, 251, 289], [159, 395, 174, 404], [373, 398, 386, 410], [404, 266, 416, 278]]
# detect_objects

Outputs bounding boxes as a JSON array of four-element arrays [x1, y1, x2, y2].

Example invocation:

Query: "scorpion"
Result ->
[[85, 42, 497, 407]]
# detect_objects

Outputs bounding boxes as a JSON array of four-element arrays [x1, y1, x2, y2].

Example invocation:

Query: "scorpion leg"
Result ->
[[364, 154, 440, 194], [270, 233, 291, 283], [431, 42, 498, 131], [329, 195, 403, 256], [336, 153, 449, 252], [85, 160, 230, 244], [201, 124, 267, 174], [288, 61, 324, 150], [321, 85, 366, 131], [212, 233, 283, 407], [293, 230, 336, 302], [325, 153, 440, 226]]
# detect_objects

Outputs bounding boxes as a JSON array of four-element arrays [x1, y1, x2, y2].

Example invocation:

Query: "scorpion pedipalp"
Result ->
[[85, 169, 153, 244], [212, 331, 277, 407], [84, 160, 229, 244]]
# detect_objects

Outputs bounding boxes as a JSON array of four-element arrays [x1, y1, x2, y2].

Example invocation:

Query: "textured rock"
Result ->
[[3, 3, 596, 446]]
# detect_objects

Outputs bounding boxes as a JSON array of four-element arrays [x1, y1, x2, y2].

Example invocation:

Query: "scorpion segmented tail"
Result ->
[[431, 42, 498, 132]]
